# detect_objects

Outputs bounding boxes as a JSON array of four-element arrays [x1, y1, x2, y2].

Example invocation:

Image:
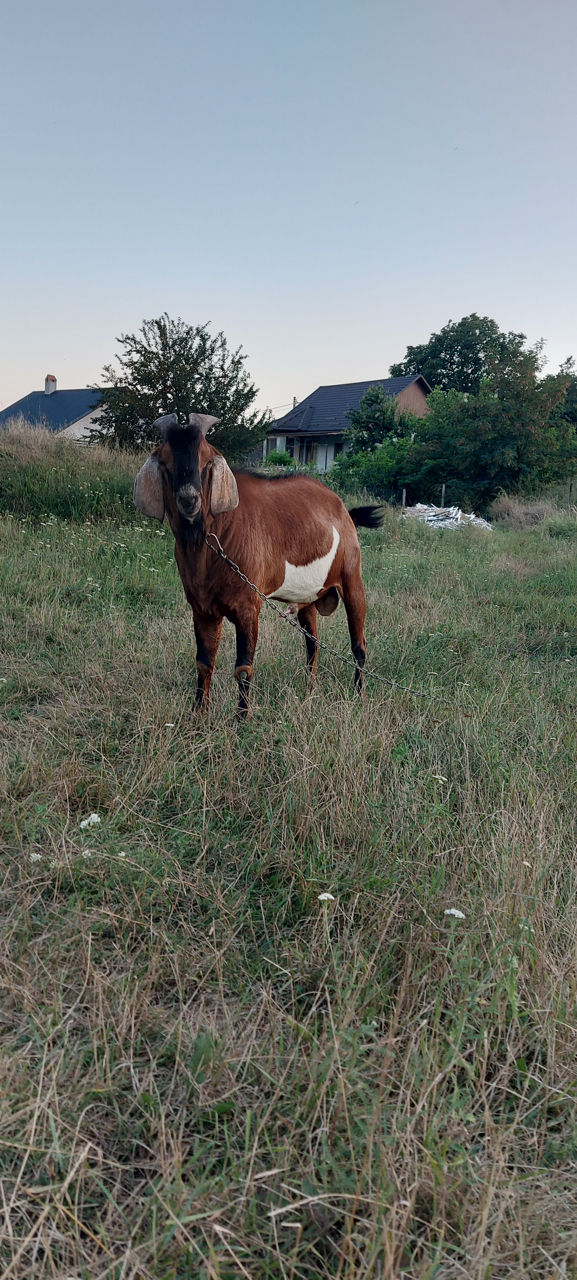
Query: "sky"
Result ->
[[2, 0, 577, 416]]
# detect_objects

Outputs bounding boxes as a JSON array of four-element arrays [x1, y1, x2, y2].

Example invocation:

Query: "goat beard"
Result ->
[[177, 509, 206, 550]]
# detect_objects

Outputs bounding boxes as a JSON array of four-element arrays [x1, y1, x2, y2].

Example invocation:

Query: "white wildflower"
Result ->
[[29, 851, 42, 863], [318, 892, 335, 902], [80, 813, 101, 829], [82, 850, 92, 859], [444, 908, 465, 920], [118, 850, 127, 858]]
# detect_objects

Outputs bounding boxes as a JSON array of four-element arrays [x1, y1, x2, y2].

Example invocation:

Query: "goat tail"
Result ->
[[348, 504, 386, 529]]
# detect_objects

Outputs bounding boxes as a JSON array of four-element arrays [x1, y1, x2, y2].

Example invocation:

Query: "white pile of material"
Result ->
[[402, 503, 492, 531]]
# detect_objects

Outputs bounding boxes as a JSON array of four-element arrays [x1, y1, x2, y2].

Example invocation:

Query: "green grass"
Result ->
[[2, 433, 577, 1276], [0, 423, 141, 521]]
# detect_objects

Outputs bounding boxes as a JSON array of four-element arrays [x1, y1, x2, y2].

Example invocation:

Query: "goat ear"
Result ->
[[188, 412, 220, 436], [210, 455, 239, 514], [133, 457, 165, 521]]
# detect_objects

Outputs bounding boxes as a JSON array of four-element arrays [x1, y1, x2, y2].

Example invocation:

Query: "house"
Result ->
[[0, 375, 107, 440], [264, 374, 431, 472]]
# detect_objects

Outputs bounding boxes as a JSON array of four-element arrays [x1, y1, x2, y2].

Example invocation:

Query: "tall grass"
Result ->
[[2, 431, 577, 1276], [0, 422, 142, 521]]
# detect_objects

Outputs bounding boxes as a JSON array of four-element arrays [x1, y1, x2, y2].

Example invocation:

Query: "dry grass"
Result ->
[[2, 436, 577, 1276], [489, 494, 560, 528]]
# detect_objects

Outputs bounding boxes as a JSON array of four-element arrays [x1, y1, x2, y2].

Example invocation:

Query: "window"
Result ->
[[303, 439, 318, 465]]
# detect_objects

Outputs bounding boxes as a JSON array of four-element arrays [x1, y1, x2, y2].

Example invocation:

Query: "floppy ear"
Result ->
[[210, 454, 239, 514], [133, 457, 165, 521]]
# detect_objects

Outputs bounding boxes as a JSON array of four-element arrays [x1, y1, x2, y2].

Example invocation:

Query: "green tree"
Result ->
[[328, 384, 419, 499], [334, 357, 576, 509], [344, 384, 419, 451], [90, 314, 269, 459], [557, 357, 577, 432], [389, 313, 541, 394], [331, 435, 414, 500], [406, 357, 575, 509]]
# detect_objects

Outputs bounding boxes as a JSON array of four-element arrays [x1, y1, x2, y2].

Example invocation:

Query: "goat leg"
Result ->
[[297, 603, 319, 680], [193, 615, 223, 711], [234, 612, 259, 721]]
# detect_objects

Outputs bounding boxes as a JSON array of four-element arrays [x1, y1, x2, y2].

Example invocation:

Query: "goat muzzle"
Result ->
[[176, 487, 201, 520]]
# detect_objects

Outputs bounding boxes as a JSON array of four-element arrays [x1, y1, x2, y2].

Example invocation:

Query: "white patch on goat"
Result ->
[[268, 526, 340, 604]]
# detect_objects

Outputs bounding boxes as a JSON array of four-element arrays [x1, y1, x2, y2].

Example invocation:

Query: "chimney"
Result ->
[[45, 374, 57, 395]]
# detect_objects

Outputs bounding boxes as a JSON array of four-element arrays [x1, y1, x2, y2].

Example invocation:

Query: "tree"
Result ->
[[331, 434, 414, 501], [389, 313, 542, 394], [328, 385, 419, 499], [557, 357, 577, 433], [333, 356, 576, 510], [90, 314, 269, 458], [405, 358, 575, 509], [344, 384, 419, 452]]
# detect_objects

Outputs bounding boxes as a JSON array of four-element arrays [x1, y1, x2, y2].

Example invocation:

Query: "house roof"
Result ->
[[270, 375, 431, 437], [0, 388, 105, 432]]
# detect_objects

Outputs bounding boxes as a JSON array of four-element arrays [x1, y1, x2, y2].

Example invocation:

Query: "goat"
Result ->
[[134, 413, 383, 718]]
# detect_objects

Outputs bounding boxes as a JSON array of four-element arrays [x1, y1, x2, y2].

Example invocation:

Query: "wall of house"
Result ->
[[263, 433, 343, 472], [59, 407, 104, 441], [396, 383, 429, 417]]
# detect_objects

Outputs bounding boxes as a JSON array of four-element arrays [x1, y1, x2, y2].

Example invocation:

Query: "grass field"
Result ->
[[2, 431, 577, 1277]]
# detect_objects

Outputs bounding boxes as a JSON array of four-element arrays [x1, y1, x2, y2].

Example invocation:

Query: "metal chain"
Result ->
[[204, 532, 444, 700]]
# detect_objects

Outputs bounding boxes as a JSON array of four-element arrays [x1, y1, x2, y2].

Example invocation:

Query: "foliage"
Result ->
[[556, 356, 577, 438], [344, 382, 420, 452], [90, 312, 269, 460], [331, 434, 414, 500], [389, 312, 543, 393], [335, 361, 576, 510], [406, 363, 576, 509], [264, 448, 292, 466]]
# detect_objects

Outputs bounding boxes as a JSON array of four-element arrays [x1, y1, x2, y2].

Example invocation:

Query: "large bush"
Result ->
[[331, 436, 413, 500]]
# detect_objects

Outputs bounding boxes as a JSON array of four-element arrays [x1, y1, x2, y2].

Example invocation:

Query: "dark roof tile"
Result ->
[[270, 375, 430, 437], [0, 388, 105, 432]]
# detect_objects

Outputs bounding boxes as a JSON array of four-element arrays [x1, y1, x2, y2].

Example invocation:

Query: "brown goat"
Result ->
[[134, 413, 383, 718]]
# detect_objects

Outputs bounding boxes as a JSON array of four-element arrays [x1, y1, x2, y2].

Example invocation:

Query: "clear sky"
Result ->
[[2, 0, 576, 416]]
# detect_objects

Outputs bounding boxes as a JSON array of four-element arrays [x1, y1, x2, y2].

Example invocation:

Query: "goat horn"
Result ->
[[153, 413, 179, 436], [188, 412, 221, 435]]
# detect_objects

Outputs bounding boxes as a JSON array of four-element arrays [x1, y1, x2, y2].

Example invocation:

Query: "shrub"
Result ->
[[330, 437, 413, 501], [264, 449, 292, 467]]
